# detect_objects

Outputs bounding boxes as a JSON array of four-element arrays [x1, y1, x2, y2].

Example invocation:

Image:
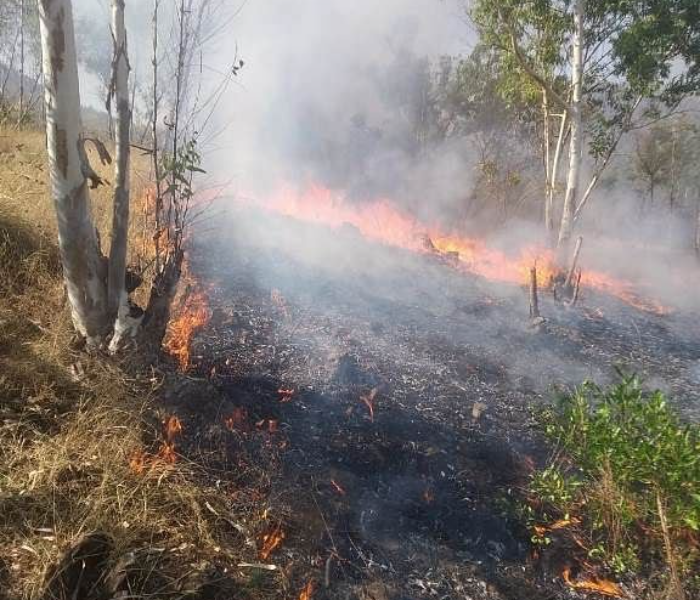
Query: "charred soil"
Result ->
[[160, 207, 700, 599]]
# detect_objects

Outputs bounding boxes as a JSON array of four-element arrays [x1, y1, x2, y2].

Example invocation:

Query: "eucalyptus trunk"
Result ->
[[557, 0, 585, 250], [107, 0, 133, 351], [542, 88, 553, 233], [38, 0, 107, 343], [695, 202, 700, 255]]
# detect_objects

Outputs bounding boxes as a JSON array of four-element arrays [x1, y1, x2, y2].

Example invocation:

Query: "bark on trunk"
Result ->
[[529, 267, 540, 319], [548, 110, 568, 242], [107, 0, 132, 348], [695, 202, 700, 255], [38, 0, 107, 343], [139, 248, 184, 361], [557, 0, 585, 251], [543, 89, 553, 234]]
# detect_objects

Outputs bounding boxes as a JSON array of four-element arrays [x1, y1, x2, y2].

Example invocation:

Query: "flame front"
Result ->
[[562, 566, 624, 597], [298, 580, 315, 600], [244, 184, 667, 314], [259, 524, 286, 560], [164, 287, 210, 370], [158, 415, 183, 464]]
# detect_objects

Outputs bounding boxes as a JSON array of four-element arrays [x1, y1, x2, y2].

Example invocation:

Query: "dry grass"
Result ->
[[0, 128, 243, 599]]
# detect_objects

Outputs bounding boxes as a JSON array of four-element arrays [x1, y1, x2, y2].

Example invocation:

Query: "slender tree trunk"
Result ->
[[548, 110, 568, 240], [38, 0, 108, 343], [573, 96, 642, 223], [171, 0, 186, 244], [695, 201, 700, 255], [19, 0, 25, 119], [669, 127, 677, 211], [542, 88, 553, 234], [107, 0, 132, 351], [151, 0, 163, 273], [557, 0, 585, 251]]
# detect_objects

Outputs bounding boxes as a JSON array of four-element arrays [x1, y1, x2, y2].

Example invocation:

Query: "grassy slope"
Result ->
[[0, 129, 223, 599]]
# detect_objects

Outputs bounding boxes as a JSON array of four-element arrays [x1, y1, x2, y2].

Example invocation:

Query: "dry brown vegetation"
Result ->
[[0, 129, 237, 599]]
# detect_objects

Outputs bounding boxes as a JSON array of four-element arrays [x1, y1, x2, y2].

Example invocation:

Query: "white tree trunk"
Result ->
[[695, 202, 700, 255], [547, 109, 568, 240], [557, 0, 585, 250], [107, 0, 134, 352], [38, 0, 107, 342], [543, 89, 553, 233]]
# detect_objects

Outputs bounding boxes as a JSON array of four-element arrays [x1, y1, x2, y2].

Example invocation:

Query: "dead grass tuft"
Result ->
[[0, 128, 245, 599]]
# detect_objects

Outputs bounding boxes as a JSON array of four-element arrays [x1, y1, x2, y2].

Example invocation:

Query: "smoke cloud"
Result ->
[[207, 0, 471, 203]]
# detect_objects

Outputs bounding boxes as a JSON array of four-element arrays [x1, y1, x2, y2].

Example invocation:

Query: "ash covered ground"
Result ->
[[174, 207, 700, 600]]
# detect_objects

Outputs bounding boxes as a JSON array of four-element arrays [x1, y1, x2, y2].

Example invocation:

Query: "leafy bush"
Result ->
[[546, 376, 700, 532], [528, 375, 700, 582]]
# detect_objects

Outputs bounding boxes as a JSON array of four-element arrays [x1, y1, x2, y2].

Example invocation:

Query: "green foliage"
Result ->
[[530, 465, 583, 511], [547, 376, 700, 530], [471, 0, 700, 165], [470, 0, 570, 109], [528, 376, 700, 581], [611, 1, 700, 105], [160, 137, 206, 210]]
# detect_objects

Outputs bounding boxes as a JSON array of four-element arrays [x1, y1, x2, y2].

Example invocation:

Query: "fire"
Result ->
[[158, 415, 183, 464], [224, 407, 249, 431], [259, 524, 286, 560], [164, 258, 211, 370], [278, 388, 295, 403], [129, 449, 148, 475], [129, 416, 184, 473], [533, 517, 581, 536], [243, 184, 668, 314], [360, 387, 378, 422], [298, 580, 315, 600], [256, 419, 279, 433], [330, 479, 346, 496], [561, 567, 624, 597], [164, 287, 210, 370]]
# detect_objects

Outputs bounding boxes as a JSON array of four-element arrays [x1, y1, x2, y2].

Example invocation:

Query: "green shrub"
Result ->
[[546, 375, 700, 532], [528, 375, 700, 582]]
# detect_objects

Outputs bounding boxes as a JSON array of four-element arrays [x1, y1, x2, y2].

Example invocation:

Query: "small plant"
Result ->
[[529, 465, 582, 516], [527, 375, 700, 591]]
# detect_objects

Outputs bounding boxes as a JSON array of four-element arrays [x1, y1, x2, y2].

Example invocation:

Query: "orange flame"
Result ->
[[243, 184, 668, 315], [164, 288, 210, 370], [158, 415, 183, 464], [224, 407, 249, 431], [533, 517, 581, 536], [256, 419, 279, 433], [360, 387, 378, 422], [298, 580, 315, 600], [562, 566, 624, 597], [330, 479, 346, 496], [259, 524, 286, 560], [164, 259, 211, 371], [129, 449, 148, 475], [278, 388, 295, 403]]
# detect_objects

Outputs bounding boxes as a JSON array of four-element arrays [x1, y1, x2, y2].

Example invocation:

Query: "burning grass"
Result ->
[[243, 183, 670, 315], [525, 376, 700, 598], [163, 262, 211, 370]]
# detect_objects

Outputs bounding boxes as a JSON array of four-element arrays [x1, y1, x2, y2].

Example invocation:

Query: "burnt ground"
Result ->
[[168, 207, 700, 600]]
